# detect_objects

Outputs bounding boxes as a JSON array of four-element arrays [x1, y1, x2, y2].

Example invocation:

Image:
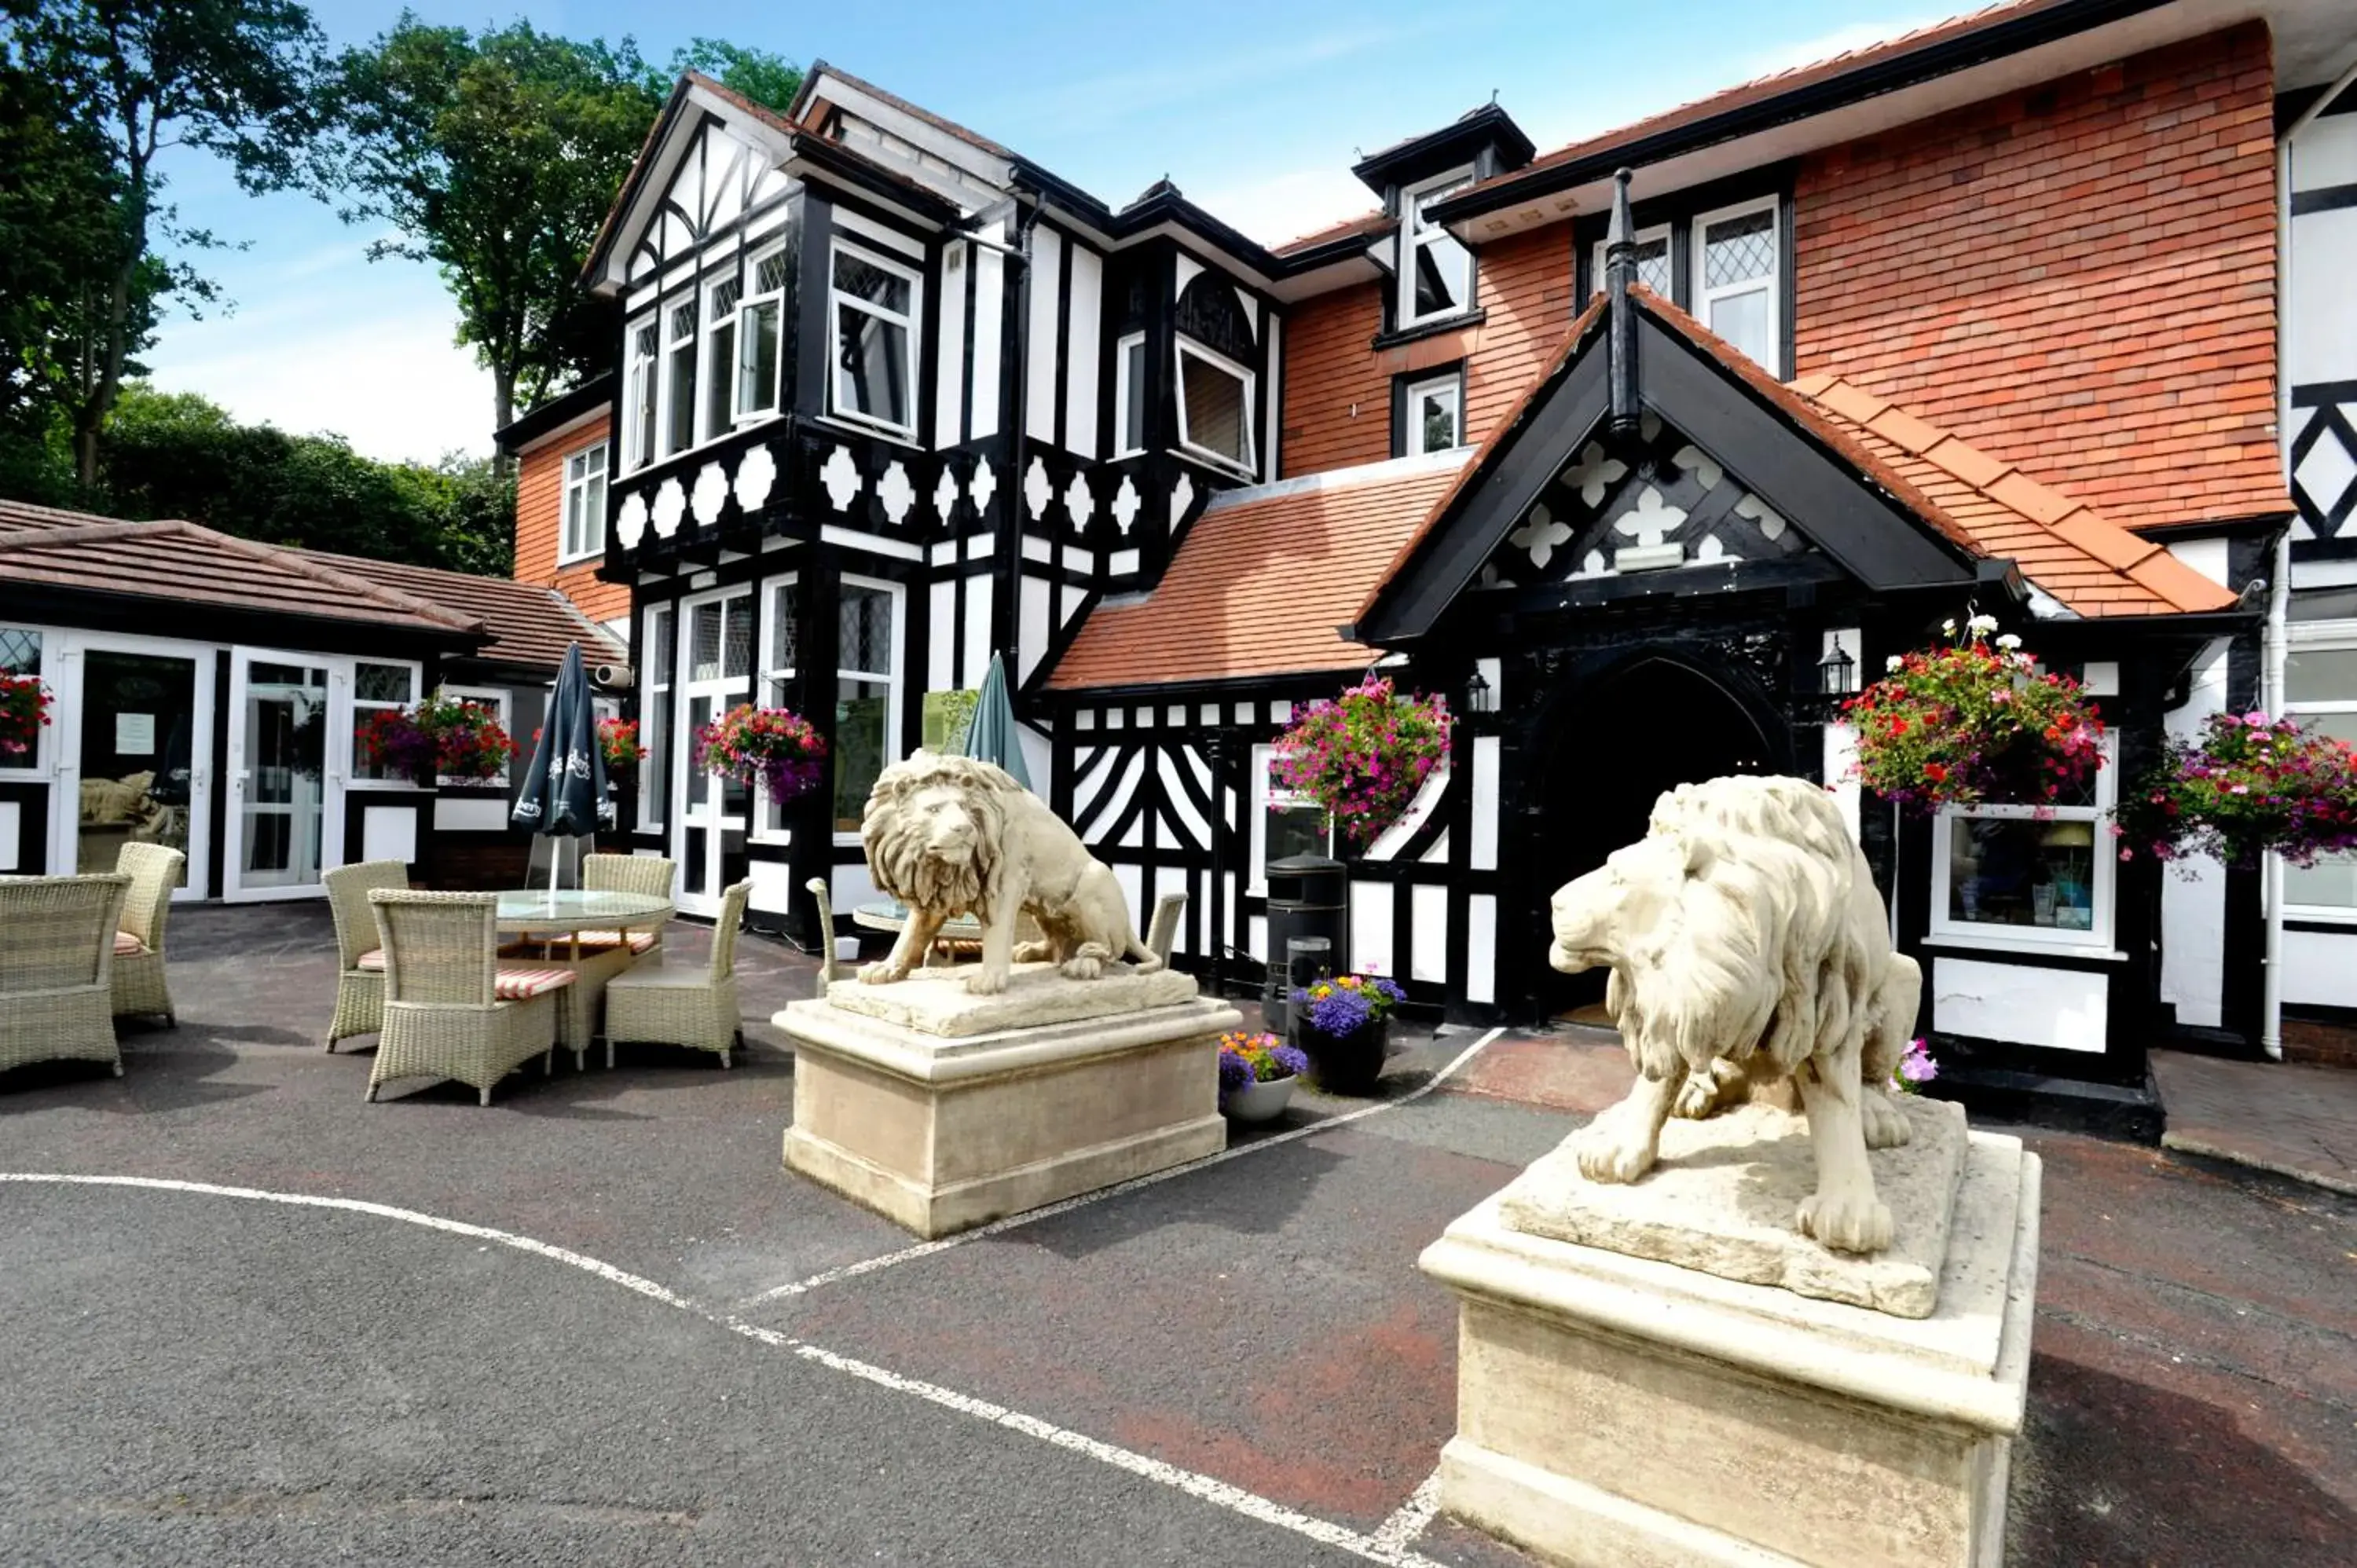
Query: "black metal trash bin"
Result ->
[[1263, 852, 1345, 1024]]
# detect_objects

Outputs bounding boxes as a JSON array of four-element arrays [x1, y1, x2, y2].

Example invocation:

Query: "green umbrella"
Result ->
[[964, 651, 1032, 791]]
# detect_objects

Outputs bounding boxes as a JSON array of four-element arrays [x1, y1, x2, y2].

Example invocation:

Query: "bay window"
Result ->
[[624, 315, 658, 471], [702, 274, 742, 441], [736, 244, 789, 421], [1175, 339, 1253, 474], [834, 578, 902, 834], [2282, 630, 2357, 912], [1929, 738, 2116, 952], [1401, 371, 1462, 456], [662, 297, 698, 457], [560, 441, 607, 563], [1399, 167, 1474, 328], [1695, 200, 1780, 372], [830, 240, 920, 438]]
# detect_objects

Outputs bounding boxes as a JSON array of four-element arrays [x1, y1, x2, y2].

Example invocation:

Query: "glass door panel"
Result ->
[[75, 650, 199, 883], [228, 653, 339, 899], [674, 589, 751, 916]]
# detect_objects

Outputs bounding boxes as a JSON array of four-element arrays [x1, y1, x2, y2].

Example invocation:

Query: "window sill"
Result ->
[[1920, 933, 2125, 963], [1174, 442, 1255, 483], [555, 552, 605, 570], [621, 412, 786, 485], [1370, 308, 1486, 354], [2283, 907, 2357, 927], [816, 412, 922, 451]]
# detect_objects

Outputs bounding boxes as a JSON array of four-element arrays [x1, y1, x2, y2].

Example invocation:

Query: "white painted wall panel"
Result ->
[[433, 797, 508, 832], [2293, 112, 2357, 194], [962, 573, 992, 687], [1470, 736, 1501, 870], [361, 806, 418, 865], [1025, 228, 1062, 442], [746, 856, 797, 915], [1350, 881, 1395, 977], [1160, 749, 1208, 849], [1113, 863, 1143, 936], [1467, 894, 1497, 1006], [1410, 884, 1449, 984], [1083, 752, 1144, 846], [1017, 722, 1052, 797], [936, 243, 968, 445], [2283, 928, 2357, 1008], [0, 800, 18, 872], [1824, 721, 1860, 844], [2288, 207, 2357, 388], [1932, 956, 2107, 1053], [971, 247, 1003, 440], [1248, 914, 1268, 965], [1263, 314, 1281, 480], [1153, 865, 1189, 954], [2161, 638, 2229, 1028], [1065, 244, 1102, 459], [831, 859, 882, 920], [1018, 573, 1050, 682], [1366, 761, 1449, 861], [928, 581, 958, 691]]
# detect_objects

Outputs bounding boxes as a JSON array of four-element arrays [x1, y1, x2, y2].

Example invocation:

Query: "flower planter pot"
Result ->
[[1221, 1073, 1298, 1123], [1296, 1017, 1391, 1096]]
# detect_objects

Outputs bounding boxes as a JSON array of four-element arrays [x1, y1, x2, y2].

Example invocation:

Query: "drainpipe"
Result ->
[[2264, 68, 2357, 1061]]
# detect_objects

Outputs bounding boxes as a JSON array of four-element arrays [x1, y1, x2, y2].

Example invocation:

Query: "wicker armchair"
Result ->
[[603, 880, 751, 1069], [1, 874, 130, 1081], [365, 890, 572, 1105], [112, 841, 186, 1025], [571, 853, 677, 956], [324, 860, 408, 1051]]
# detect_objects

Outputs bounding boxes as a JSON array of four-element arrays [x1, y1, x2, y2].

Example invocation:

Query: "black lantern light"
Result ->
[[1467, 665, 1495, 714], [1818, 640, 1857, 697]]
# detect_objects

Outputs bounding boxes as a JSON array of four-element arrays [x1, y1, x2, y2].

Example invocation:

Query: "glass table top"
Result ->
[[494, 889, 673, 929]]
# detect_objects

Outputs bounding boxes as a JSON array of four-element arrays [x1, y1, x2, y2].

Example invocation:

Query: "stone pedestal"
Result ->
[[1420, 1101, 2040, 1568], [777, 963, 1238, 1238]]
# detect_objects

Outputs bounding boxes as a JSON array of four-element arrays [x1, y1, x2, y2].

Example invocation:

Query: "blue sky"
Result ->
[[142, 0, 1934, 463]]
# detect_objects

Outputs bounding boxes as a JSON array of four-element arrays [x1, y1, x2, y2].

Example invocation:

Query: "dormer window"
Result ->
[[1176, 341, 1253, 474], [1589, 225, 1673, 298], [829, 239, 921, 439], [1400, 167, 1475, 328], [1695, 198, 1780, 373]]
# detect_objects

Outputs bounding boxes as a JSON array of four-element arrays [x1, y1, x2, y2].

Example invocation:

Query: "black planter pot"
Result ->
[[1295, 1016, 1391, 1096]]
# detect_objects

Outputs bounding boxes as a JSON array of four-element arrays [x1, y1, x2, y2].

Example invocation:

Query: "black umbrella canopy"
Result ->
[[511, 642, 610, 838]]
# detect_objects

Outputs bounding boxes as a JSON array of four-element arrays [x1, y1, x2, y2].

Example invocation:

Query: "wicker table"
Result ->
[[498, 890, 674, 1061], [851, 899, 983, 943]]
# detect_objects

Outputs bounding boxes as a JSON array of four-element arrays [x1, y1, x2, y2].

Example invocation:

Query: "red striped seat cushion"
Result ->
[[572, 929, 660, 954], [114, 930, 148, 957], [495, 967, 575, 1001], [354, 949, 387, 973]]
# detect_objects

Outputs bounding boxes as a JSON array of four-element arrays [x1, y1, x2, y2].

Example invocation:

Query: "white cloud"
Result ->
[[1190, 164, 1377, 251], [1741, 15, 1938, 80]]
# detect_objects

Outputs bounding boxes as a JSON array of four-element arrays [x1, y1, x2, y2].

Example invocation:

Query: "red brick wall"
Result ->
[[1280, 225, 1575, 479], [514, 412, 630, 625], [1794, 22, 2284, 528]]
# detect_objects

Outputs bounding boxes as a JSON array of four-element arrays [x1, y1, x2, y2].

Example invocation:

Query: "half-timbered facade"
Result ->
[[564, 0, 2357, 1122]]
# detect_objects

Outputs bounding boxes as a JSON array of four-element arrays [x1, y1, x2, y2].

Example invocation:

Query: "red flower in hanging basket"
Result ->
[[0, 671, 53, 760], [1847, 617, 2105, 812], [695, 704, 827, 803]]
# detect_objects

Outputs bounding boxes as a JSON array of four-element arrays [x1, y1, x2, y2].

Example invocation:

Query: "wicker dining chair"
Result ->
[[111, 841, 186, 1026], [570, 852, 677, 957], [1, 873, 131, 1081], [365, 890, 573, 1105], [324, 859, 409, 1051], [602, 879, 752, 1069]]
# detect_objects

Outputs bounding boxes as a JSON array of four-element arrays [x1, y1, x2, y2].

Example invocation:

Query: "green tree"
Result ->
[[317, 16, 801, 452], [0, 0, 322, 487]]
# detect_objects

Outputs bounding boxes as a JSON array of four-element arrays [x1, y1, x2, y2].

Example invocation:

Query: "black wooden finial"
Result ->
[[1606, 168, 1639, 437]]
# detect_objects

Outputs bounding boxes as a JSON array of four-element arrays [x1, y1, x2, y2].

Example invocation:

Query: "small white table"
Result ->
[[497, 889, 673, 956]]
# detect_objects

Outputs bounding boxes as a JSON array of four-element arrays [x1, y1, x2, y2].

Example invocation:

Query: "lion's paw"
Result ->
[[1797, 1189, 1893, 1254], [1861, 1090, 1912, 1151], [1060, 954, 1104, 980], [1572, 1120, 1659, 1185], [1011, 940, 1054, 964], [1671, 1072, 1718, 1121], [963, 967, 1010, 995], [859, 961, 908, 986]]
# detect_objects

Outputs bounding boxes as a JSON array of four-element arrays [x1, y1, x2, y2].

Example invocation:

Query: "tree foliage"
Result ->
[[0, 0, 322, 485], [316, 15, 801, 441], [99, 383, 512, 573]]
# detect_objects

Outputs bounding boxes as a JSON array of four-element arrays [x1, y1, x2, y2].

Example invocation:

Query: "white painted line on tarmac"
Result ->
[[0, 1171, 1445, 1568], [745, 1026, 1508, 1307], [1369, 1465, 1443, 1555]]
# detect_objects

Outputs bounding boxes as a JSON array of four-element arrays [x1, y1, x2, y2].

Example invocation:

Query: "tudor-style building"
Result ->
[[558, 0, 2356, 1122]]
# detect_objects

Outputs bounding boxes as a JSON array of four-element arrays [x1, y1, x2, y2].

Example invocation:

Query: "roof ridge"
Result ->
[[0, 518, 178, 549], [222, 535, 486, 635]]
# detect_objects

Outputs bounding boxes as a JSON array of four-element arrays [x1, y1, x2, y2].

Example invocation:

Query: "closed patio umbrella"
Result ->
[[511, 642, 610, 887], [963, 651, 1032, 791]]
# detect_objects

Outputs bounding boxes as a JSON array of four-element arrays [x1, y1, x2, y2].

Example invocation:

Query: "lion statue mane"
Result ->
[[859, 751, 1163, 996], [1549, 775, 1921, 1254]]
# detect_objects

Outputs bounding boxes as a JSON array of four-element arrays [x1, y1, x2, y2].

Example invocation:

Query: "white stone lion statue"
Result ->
[[859, 751, 1163, 995], [1549, 775, 1921, 1254]]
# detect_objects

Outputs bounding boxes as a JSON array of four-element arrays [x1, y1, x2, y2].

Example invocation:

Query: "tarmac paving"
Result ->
[[1, 901, 2352, 1566]]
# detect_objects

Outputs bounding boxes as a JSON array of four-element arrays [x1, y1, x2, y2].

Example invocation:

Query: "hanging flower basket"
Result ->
[[361, 694, 514, 787], [1270, 676, 1452, 851], [1846, 616, 2105, 811], [598, 717, 647, 776], [0, 671, 54, 760], [2113, 710, 2357, 867], [696, 703, 827, 804]]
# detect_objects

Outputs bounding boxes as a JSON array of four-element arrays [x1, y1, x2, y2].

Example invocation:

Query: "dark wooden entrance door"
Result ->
[[1528, 658, 1776, 1020]]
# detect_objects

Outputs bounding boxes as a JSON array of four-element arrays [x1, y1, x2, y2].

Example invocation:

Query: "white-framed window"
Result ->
[[1402, 371, 1462, 456], [661, 295, 699, 458], [434, 685, 511, 789], [559, 441, 608, 564], [701, 270, 743, 443], [834, 576, 904, 837], [639, 603, 674, 832], [1928, 736, 2117, 954], [0, 624, 47, 773], [1175, 339, 1254, 475], [348, 658, 420, 786], [735, 244, 790, 423], [2281, 625, 2357, 914], [1113, 331, 1147, 457], [624, 313, 658, 471], [828, 239, 921, 438], [756, 573, 800, 839], [1249, 744, 1332, 896], [1399, 166, 1475, 329], [1694, 198, 1780, 373], [1589, 224, 1674, 299]]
